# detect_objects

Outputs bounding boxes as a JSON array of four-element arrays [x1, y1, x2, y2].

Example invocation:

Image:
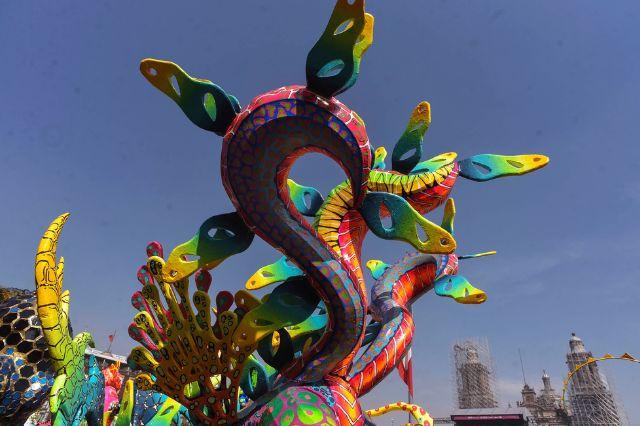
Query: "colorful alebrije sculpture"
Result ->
[[34, 213, 105, 425], [32, 215, 192, 426], [123, 1, 549, 425], [0, 1, 548, 425], [0, 288, 54, 424], [1, 283, 189, 426]]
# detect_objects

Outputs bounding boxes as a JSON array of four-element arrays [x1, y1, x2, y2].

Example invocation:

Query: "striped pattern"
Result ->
[[313, 163, 459, 304]]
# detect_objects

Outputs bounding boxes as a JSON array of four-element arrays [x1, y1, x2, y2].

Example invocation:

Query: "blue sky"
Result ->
[[2, 1, 639, 423]]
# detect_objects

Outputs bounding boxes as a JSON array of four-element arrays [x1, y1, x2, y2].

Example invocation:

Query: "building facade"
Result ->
[[518, 371, 570, 425]]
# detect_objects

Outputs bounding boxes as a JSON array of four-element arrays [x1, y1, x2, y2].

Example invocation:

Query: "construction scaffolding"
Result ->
[[565, 333, 624, 425], [452, 337, 498, 409]]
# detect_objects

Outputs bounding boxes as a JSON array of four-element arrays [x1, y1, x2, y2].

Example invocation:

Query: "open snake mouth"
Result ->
[[434, 275, 487, 305], [457, 287, 487, 304]]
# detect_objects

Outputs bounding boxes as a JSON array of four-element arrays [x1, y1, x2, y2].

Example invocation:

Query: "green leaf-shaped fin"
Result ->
[[434, 275, 487, 304], [114, 380, 134, 426], [365, 259, 390, 280], [459, 154, 549, 181], [240, 355, 274, 401], [372, 146, 387, 170], [234, 277, 321, 349], [441, 198, 455, 235], [147, 398, 183, 425], [359, 192, 456, 254], [306, 0, 374, 97], [392, 102, 431, 174], [258, 302, 328, 371], [245, 256, 303, 290], [287, 179, 325, 217], [140, 58, 240, 136], [163, 212, 254, 282], [410, 152, 457, 174]]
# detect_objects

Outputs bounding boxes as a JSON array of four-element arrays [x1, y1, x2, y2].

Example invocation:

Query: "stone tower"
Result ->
[[519, 371, 569, 425], [452, 339, 498, 409], [566, 333, 622, 425]]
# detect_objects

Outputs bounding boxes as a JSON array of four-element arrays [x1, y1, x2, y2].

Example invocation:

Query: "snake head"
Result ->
[[458, 153, 549, 181], [360, 192, 456, 254], [365, 259, 390, 280], [434, 275, 487, 304], [163, 212, 254, 282], [139, 59, 240, 135], [372, 146, 387, 170], [245, 256, 302, 291], [306, 0, 374, 97]]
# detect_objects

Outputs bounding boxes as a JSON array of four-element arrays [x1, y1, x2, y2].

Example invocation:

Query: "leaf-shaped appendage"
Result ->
[[287, 179, 325, 217], [392, 101, 431, 174], [140, 59, 240, 135], [257, 301, 328, 371], [372, 146, 387, 170], [441, 198, 455, 235], [127, 250, 319, 424], [114, 380, 134, 426], [163, 212, 254, 282], [34, 214, 105, 425], [245, 256, 303, 290], [239, 355, 274, 401], [359, 192, 456, 254], [365, 259, 390, 281], [234, 278, 320, 352], [410, 152, 458, 174], [433, 275, 487, 304], [306, 0, 374, 98], [366, 402, 434, 426], [458, 153, 549, 181]]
